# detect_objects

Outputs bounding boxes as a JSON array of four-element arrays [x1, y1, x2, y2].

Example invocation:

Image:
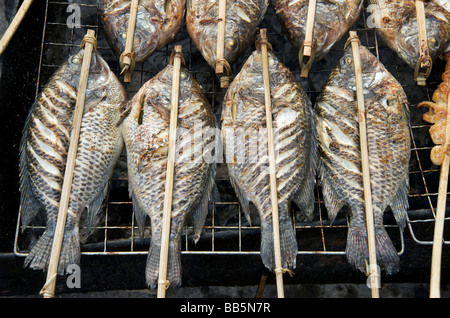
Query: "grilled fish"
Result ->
[[19, 49, 127, 273], [369, 0, 450, 69], [418, 52, 450, 165], [221, 48, 317, 271], [97, 0, 186, 62], [186, 0, 268, 79], [271, 0, 362, 61], [122, 62, 216, 288], [315, 44, 410, 275]]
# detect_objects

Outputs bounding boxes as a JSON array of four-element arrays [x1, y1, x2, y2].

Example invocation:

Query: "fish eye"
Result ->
[[121, 32, 127, 40], [71, 54, 82, 64], [429, 37, 439, 47], [180, 71, 188, 80], [225, 40, 236, 51], [341, 56, 352, 66]]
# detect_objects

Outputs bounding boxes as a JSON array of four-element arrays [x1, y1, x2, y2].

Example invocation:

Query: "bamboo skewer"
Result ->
[[215, 0, 230, 88], [299, 0, 317, 77], [40, 30, 97, 299], [348, 31, 380, 298], [157, 45, 183, 298], [120, 0, 139, 83], [255, 273, 268, 298], [259, 28, 285, 298], [429, 93, 450, 298], [414, 0, 432, 86], [0, 0, 35, 56]]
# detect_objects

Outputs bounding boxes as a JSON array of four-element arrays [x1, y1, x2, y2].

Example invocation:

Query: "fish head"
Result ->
[[198, 23, 242, 68], [396, 15, 449, 68], [337, 45, 385, 91], [66, 49, 110, 81], [336, 46, 363, 83], [102, 7, 160, 62], [64, 50, 114, 106], [88, 51, 112, 85], [338, 45, 409, 119], [121, 9, 160, 62], [312, 4, 348, 59]]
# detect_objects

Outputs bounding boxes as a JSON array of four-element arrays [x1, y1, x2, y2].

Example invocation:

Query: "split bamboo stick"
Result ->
[[299, 0, 317, 77], [429, 93, 450, 298], [349, 31, 380, 298], [215, 0, 229, 88], [40, 29, 97, 298], [120, 0, 139, 82], [157, 45, 183, 298], [259, 28, 285, 298], [414, 0, 432, 86], [0, 0, 34, 56], [255, 273, 268, 298]]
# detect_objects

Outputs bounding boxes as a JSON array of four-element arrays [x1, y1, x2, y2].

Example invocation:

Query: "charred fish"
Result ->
[[369, 0, 450, 69], [315, 44, 410, 275], [19, 49, 127, 273], [97, 0, 186, 62], [186, 0, 268, 82], [271, 0, 362, 62], [221, 47, 317, 271], [122, 61, 216, 288]]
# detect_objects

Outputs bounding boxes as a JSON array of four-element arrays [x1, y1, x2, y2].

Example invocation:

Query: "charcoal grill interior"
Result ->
[[1, 0, 450, 297]]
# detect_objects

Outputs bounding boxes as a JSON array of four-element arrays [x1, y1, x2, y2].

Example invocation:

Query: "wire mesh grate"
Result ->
[[14, 0, 449, 259]]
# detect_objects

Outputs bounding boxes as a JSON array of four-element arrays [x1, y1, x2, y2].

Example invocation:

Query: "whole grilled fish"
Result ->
[[122, 62, 216, 288], [271, 0, 362, 61], [97, 0, 186, 62], [315, 44, 410, 275], [418, 52, 450, 166], [221, 48, 317, 271], [186, 0, 268, 76], [369, 0, 450, 69], [19, 49, 127, 273]]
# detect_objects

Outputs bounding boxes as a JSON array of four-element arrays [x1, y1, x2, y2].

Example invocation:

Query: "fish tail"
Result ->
[[24, 226, 80, 274], [346, 225, 399, 276], [146, 240, 182, 289], [279, 219, 298, 269], [374, 226, 400, 275], [260, 219, 297, 271]]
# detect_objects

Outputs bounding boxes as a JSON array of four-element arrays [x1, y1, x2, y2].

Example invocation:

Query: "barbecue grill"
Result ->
[[5, 0, 450, 296]]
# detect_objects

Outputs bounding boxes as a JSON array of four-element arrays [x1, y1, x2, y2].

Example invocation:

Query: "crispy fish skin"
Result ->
[[186, 0, 268, 69], [271, 0, 362, 60], [19, 50, 127, 274], [97, 0, 186, 62], [221, 49, 317, 271], [315, 45, 410, 275], [369, 0, 450, 69], [122, 64, 216, 289]]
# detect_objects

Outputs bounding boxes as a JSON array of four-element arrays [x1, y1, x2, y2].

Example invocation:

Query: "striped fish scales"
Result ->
[[19, 50, 127, 274]]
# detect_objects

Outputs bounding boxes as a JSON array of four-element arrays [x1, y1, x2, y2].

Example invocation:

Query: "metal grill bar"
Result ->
[[14, 0, 449, 259]]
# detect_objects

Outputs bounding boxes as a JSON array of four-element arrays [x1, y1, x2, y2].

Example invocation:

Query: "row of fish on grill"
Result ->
[[18, 0, 450, 288]]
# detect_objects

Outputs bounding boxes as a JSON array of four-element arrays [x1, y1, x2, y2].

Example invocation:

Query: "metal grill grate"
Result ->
[[14, 0, 449, 260]]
